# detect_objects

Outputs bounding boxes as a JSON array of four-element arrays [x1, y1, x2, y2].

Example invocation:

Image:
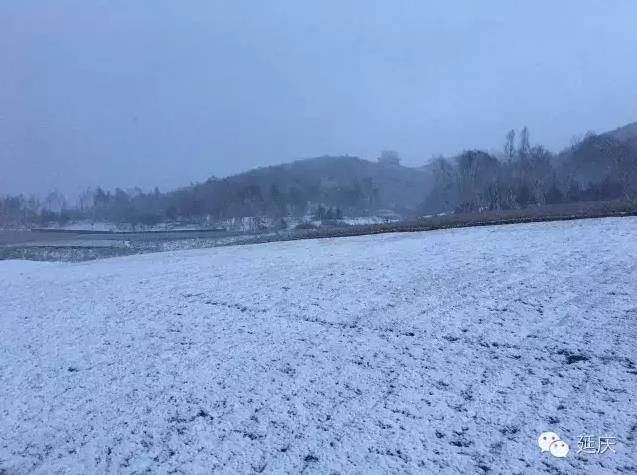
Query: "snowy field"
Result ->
[[1, 217, 636, 474]]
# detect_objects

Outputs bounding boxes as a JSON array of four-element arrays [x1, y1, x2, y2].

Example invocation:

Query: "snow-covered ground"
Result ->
[[1, 217, 636, 474], [29, 213, 401, 234]]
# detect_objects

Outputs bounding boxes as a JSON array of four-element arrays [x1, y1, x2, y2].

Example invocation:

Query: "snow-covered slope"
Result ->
[[1, 218, 636, 473]]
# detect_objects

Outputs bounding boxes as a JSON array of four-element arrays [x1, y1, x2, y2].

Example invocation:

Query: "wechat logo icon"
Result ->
[[538, 431, 569, 458]]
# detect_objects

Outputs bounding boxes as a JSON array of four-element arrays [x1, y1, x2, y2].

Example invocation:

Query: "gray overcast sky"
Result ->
[[1, 1, 636, 198]]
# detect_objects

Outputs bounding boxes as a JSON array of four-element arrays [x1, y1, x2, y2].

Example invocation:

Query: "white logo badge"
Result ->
[[538, 431, 569, 458]]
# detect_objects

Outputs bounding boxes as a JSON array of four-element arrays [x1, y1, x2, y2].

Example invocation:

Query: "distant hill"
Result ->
[[4, 120, 635, 228], [181, 120, 636, 219], [188, 155, 434, 215], [604, 121, 637, 152], [556, 120, 637, 186], [605, 120, 637, 141]]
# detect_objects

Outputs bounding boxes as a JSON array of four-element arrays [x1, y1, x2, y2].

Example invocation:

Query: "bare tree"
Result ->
[[45, 189, 67, 213], [527, 145, 553, 204], [518, 126, 530, 159], [78, 188, 95, 212], [504, 129, 516, 161]]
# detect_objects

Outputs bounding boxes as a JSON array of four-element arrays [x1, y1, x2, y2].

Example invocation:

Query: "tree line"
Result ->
[[0, 179, 371, 227], [421, 127, 637, 214]]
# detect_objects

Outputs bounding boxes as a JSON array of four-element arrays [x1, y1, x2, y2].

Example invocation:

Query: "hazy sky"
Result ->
[[2, 1, 637, 198]]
